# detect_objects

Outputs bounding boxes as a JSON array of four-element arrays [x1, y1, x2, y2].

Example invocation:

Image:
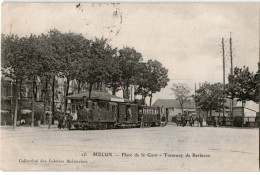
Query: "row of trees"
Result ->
[[1, 29, 169, 127], [196, 64, 260, 116], [171, 64, 260, 117]]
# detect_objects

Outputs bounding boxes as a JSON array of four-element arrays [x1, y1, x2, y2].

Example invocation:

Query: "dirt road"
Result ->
[[0, 124, 258, 171]]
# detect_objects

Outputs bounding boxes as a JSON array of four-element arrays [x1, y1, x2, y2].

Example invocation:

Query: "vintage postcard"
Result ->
[[1, 2, 259, 171]]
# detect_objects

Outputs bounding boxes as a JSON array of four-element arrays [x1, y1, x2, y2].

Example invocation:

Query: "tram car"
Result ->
[[138, 105, 161, 127], [67, 92, 167, 130]]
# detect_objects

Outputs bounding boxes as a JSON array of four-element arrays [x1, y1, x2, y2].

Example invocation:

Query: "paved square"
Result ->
[[1, 124, 258, 171]]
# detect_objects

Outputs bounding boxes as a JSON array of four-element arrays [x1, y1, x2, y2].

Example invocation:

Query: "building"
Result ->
[[152, 99, 196, 121]]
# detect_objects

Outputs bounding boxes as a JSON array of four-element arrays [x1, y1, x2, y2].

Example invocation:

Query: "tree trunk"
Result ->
[[18, 79, 22, 121], [77, 80, 81, 94], [122, 85, 127, 99], [112, 86, 116, 96], [125, 84, 129, 99], [13, 81, 18, 129], [122, 88, 125, 98], [149, 92, 153, 106], [51, 75, 55, 124], [43, 78, 48, 125], [133, 85, 136, 101], [100, 81, 102, 91], [89, 83, 93, 98], [130, 85, 133, 101], [31, 76, 36, 127], [96, 82, 99, 91], [35, 82, 38, 100], [143, 95, 146, 105], [64, 78, 70, 113], [242, 101, 245, 127], [10, 81, 13, 121], [181, 107, 183, 114]]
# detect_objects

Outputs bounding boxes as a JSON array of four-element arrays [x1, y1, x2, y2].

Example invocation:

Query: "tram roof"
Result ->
[[67, 91, 131, 102]]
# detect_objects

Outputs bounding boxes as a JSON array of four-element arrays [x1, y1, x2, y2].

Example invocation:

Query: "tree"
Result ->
[[171, 83, 191, 114], [118, 47, 143, 99], [46, 29, 63, 121], [36, 33, 59, 124], [253, 63, 260, 103], [74, 38, 91, 94], [226, 66, 256, 108], [146, 60, 169, 106], [134, 60, 169, 105], [20, 34, 42, 127], [195, 82, 225, 117], [134, 62, 151, 103], [104, 55, 122, 95], [1, 34, 28, 128], [82, 38, 117, 98], [57, 32, 86, 113]]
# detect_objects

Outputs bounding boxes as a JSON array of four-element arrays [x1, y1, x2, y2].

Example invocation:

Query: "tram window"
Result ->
[[97, 102, 102, 109], [72, 105, 75, 113], [112, 105, 116, 112]]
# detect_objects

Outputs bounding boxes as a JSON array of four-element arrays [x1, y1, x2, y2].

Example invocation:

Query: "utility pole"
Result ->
[[222, 38, 226, 122], [229, 32, 234, 118], [9, 24, 12, 35], [194, 83, 197, 110]]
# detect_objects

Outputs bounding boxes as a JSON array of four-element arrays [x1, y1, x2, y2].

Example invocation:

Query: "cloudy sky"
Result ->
[[2, 3, 259, 103]]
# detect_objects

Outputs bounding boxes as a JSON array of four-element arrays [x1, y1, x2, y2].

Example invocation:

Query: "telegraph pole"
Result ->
[[194, 83, 197, 110], [229, 33, 234, 118], [222, 38, 226, 121]]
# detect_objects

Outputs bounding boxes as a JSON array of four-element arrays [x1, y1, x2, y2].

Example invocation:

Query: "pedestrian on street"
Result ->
[[58, 115, 64, 129], [199, 116, 203, 127], [181, 116, 186, 127], [189, 116, 194, 127], [140, 115, 144, 128]]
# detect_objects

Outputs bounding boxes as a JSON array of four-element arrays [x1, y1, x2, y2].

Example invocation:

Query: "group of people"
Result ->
[[58, 112, 73, 129], [178, 113, 203, 127]]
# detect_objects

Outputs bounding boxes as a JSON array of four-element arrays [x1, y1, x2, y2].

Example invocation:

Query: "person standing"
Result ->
[[140, 115, 144, 128], [181, 116, 185, 127], [189, 116, 194, 127], [199, 115, 203, 127], [47, 113, 52, 129]]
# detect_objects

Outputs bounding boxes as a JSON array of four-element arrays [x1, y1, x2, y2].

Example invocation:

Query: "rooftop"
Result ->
[[67, 91, 130, 102], [153, 98, 238, 109], [153, 99, 195, 109]]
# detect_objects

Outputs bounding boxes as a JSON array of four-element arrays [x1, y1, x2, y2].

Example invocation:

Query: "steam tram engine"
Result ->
[[67, 92, 168, 130]]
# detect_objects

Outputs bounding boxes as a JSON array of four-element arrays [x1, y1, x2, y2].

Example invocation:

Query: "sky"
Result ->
[[2, 3, 260, 104]]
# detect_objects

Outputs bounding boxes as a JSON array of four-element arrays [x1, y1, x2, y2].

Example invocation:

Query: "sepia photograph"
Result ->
[[0, 2, 260, 171]]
